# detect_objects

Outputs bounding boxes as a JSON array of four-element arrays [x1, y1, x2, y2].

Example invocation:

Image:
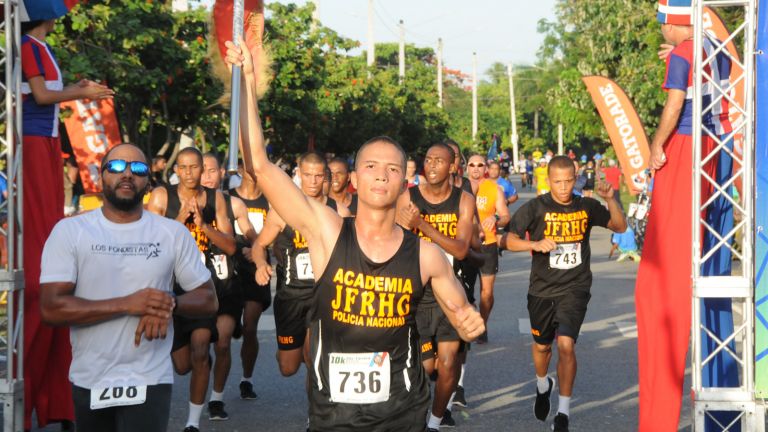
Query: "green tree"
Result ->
[[50, 0, 222, 157]]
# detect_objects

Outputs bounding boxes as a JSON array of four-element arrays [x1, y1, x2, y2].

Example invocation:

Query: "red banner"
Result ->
[[582, 76, 650, 194], [61, 98, 121, 193]]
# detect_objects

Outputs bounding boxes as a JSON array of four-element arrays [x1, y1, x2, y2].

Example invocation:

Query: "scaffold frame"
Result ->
[[0, 0, 24, 431], [692, 0, 762, 430]]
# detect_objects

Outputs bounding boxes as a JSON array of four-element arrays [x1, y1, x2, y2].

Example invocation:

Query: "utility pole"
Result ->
[[367, 0, 375, 72], [534, 109, 540, 138], [558, 123, 564, 155], [310, 0, 320, 32], [437, 38, 444, 108], [508, 64, 519, 170], [398, 20, 405, 85], [472, 51, 478, 141]]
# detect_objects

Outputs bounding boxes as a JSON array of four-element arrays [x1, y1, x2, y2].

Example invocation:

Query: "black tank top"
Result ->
[[307, 218, 428, 424], [166, 185, 232, 293], [274, 198, 337, 291], [229, 188, 270, 276], [348, 194, 358, 216], [165, 184, 217, 255], [409, 185, 463, 305]]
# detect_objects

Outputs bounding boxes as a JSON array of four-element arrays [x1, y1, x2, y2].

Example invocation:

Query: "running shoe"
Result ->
[[440, 409, 456, 427], [208, 400, 229, 421], [240, 381, 258, 400], [453, 385, 467, 407], [183, 427, 199, 432], [534, 376, 555, 421], [552, 413, 569, 431]]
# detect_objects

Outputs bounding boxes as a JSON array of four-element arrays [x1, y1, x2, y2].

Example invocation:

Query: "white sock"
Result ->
[[536, 375, 550, 393], [558, 395, 571, 416], [446, 392, 455, 411], [427, 413, 442, 429], [210, 390, 224, 402], [186, 402, 204, 428], [458, 365, 465, 387], [241, 376, 252, 384]]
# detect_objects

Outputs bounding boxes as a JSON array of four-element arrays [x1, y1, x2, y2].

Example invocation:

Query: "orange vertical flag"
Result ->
[[61, 98, 121, 193], [582, 76, 651, 195]]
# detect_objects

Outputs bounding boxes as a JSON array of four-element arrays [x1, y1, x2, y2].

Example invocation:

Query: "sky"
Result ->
[[192, 0, 557, 79]]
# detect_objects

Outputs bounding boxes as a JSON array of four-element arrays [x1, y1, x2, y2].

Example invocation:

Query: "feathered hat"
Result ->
[[209, 0, 273, 104]]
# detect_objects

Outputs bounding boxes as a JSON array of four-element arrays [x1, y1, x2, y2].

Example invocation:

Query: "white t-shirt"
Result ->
[[39, 209, 211, 390]]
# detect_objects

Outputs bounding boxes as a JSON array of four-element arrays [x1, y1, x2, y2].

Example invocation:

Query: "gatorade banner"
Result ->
[[754, 0, 768, 398], [703, 7, 745, 194], [582, 76, 650, 194], [61, 98, 121, 193]]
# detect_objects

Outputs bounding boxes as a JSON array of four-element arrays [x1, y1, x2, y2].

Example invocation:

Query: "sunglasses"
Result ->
[[467, 163, 485, 168], [101, 159, 150, 177]]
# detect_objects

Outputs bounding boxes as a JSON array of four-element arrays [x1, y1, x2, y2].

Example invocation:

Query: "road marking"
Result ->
[[615, 321, 637, 338]]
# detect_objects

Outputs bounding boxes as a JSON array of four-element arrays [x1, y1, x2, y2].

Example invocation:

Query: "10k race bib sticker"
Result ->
[[550, 243, 582, 270], [296, 252, 314, 280], [90, 385, 147, 410], [329, 352, 390, 404]]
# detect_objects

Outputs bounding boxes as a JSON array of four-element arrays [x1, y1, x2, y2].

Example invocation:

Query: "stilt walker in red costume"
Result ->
[[635, 1, 732, 430], [19, 2, 113, 428]]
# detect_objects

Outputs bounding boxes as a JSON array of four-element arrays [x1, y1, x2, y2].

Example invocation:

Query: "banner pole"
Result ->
[[228, 0, 245, 174]]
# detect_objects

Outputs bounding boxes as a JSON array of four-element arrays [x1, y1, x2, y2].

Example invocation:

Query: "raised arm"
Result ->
[[226, 40, 341, 273], [596, 183, 627, 233], [421, 241, 485, 342]]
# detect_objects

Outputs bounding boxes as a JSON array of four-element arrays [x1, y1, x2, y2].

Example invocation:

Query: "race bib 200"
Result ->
[[90, 385, 147, 410]]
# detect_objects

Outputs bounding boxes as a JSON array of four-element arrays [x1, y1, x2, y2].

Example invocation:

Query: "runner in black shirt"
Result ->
[[396, 142, 475, 430], [225, 39, 484, 432], [252, 152, 350, 378], [498, 155, 625, 432]]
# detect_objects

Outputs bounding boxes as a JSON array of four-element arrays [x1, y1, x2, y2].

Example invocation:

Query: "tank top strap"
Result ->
[[165, 184, 181, 219]]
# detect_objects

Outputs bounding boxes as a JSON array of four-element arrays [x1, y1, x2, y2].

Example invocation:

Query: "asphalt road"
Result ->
[[34, 181, 695, 432]]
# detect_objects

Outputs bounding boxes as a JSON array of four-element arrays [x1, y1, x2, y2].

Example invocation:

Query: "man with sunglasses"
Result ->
[[396, 142, 476, 430], [147, 147, 235, 432], [39, 144, 217, 432], [466, 154, 510, 342]]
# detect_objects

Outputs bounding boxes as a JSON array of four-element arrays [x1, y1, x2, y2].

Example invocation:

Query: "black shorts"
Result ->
[[583, 181, 595, 191], [455, 260, 478, 305], [72, 384, 172, 432], [217, 287, 243, 339], [238, 272, 272, 310], [172, 315, 218, 352], [527, 290, 591, 345], [416, 305, 460, 361], [479, 243, 499, 275], [273, 289, 314, 350]]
